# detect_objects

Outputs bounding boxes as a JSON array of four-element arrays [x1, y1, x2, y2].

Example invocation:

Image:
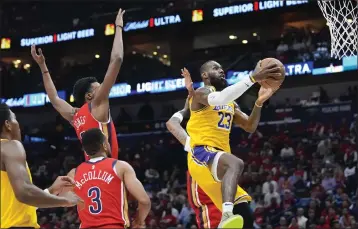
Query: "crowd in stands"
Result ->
[[276, 26, 331, 64]]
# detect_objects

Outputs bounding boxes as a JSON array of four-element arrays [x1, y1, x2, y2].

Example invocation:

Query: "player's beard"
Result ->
[[210, 77, 228, 91]]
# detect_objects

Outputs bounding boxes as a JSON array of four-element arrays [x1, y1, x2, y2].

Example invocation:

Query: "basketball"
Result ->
[[259, 58, 286, 88]]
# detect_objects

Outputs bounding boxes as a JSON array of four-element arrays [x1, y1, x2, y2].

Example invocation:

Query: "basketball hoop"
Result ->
[[317, 0, 358, 59]]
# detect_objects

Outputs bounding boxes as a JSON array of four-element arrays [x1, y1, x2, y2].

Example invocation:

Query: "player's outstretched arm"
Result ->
[[31, 45, 77, 122], [233, 86, 277, 133], [2, 140, 81, 208], [166, 97, 191, 146], [92, 9, 125, 106], [116, 161, 150, 227], [191, 61, 281, 106]]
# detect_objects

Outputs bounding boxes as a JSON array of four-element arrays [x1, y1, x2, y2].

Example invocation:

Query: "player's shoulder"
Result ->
[[195, 86, 215, 94], [1, 140, 26, 158], [1, 139, 24, 150], [115, 160, 131, 168]]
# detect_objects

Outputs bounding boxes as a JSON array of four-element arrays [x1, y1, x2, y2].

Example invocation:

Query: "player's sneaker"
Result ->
[[218, 212, 244, 229]]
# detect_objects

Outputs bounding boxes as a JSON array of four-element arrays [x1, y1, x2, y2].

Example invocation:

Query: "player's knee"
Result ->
[[218, 153, 244, 172], [234, 157, 244, 169]]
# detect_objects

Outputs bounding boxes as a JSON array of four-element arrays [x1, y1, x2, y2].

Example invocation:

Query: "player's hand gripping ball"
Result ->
[[259, 58, 285, 88]]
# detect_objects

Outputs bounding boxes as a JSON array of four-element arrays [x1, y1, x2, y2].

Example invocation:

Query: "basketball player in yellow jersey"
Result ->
[[0, 103, 82, 229], [182, 61, 281, 228]]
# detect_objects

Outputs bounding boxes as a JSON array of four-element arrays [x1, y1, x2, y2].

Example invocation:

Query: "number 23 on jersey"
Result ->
[[217, 111, 233, 130]]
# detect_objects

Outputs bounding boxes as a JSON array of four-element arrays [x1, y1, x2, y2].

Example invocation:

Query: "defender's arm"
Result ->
[[31, 45, 76, 121], [92, 9, 125, 106], [116, 161, 150, 226]]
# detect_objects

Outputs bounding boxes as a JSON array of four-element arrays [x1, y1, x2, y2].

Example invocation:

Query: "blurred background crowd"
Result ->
[[1, 0, 357, 229]]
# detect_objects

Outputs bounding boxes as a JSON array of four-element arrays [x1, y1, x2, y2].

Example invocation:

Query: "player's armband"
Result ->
[[172, 112, 184, 123]]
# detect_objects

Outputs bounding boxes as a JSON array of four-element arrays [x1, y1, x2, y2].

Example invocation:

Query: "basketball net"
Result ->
[[317, 0, 358, 59]]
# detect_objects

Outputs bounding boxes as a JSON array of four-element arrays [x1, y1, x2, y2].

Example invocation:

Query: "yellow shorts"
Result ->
[[187, 146, 251, 212]]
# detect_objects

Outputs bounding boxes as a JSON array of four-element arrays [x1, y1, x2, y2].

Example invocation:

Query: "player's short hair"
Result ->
[[81, 128, 105, 156], [73, 77, 98, 106], [200, 60, 215, 75], [0, 103, 11, 131]]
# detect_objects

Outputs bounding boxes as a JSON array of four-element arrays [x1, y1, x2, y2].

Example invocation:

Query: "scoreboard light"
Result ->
[[105, 24, 115, 36], [192, 9, 203, 22], [1, 38, 11, 49]]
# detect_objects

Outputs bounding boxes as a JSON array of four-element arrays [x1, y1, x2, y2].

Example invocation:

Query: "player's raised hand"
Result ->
[[251, 60, 282, 82], [115, 8, 126, 27], [256, 86, 279, 106], [181, 67, 194, 98], [48, 176, 75, 195], [31, 45, 45, 65]]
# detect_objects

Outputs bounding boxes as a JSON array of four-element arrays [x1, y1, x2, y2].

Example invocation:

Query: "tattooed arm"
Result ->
[[233, 102, 262, 134], [166, 97, 190, 147]]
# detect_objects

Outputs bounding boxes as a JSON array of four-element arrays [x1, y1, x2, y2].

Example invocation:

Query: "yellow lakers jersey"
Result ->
[[1, 139, 39, 228], [186, 86, 235, 153]]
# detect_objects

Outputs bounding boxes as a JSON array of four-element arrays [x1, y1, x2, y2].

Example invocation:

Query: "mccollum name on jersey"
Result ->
[[75, 169, 115, 189]]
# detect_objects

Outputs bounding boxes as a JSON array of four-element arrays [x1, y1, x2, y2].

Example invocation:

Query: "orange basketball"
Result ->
[[259, 58, 285, 88]]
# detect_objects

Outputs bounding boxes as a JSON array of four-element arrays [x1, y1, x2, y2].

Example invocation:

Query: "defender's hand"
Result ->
[[48, 176, 75, 195], [31, 45, 45, 65], [115, 9, 126, 27], [251, 60, 282, 82], [181, 67, 194, 98]]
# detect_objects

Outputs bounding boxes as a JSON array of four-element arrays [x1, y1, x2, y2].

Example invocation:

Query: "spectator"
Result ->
[[292, 38, 305, 51], [260, 142, 273, 156], [161, 203, 178, 228], [339, 208, 353, 228], [289, 217, 299, 229], [277, 40, 289, 54], [282, 190, 295, 211], [262, 173, 279, 194], [321, 172, 337, 193], [276, 216, 288, 229], [145, 166, 160, 181], [316, 216, 330, 229], [178, 202, 194, 228], [264, 183, 281, 207], [344, 147, 358, 165], [317, 139, 332, 157], [279, 173, 293, 194], [281, 144, 295, 158], [294, 175, 309, 198], [306, 208, 317, 228], [296, 208, 308, 229]]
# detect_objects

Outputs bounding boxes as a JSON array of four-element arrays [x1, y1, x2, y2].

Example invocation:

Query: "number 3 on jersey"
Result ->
[[218, 112, 232, 130], [88, 186, 102, 214]]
